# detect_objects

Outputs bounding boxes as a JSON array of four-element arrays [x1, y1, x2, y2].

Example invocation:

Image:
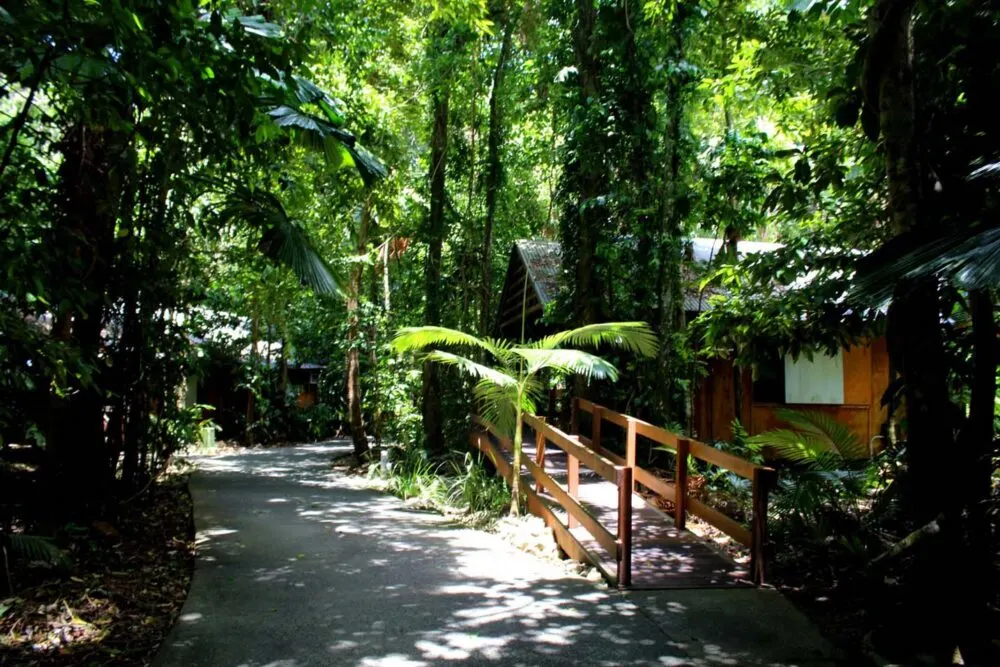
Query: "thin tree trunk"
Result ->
[[246, 307, 259, 445], [567, 0, 603, 400], [346, 198, 370, 458], [480, 17, 515, 337], [654, 6, 688, 424], [422, 32, 450, 451], [47, 122, 126, 511]]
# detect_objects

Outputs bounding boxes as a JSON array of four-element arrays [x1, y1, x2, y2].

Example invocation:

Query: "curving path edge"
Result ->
[[154, 443, 839, 667]]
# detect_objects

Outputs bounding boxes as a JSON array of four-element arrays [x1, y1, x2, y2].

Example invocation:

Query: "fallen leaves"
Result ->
[[0, 478, 195, 666]]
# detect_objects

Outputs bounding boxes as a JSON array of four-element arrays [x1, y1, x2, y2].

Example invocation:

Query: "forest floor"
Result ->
[[0, 470, 194, 666]]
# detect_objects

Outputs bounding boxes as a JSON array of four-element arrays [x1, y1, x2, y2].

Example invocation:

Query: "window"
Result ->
[[752, 353, 785, 404], [784, 351, 844, 404], [752, 350, 845, 405]]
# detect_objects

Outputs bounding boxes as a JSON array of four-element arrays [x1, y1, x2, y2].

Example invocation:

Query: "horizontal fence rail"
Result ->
[[471, 414, 633, 587], [573, 398, 776, 584]]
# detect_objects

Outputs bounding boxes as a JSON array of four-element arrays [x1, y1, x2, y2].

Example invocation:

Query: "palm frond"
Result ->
[[773, 409, 868, 460], [257, 217, 344, 296], [391, 326, 502, 358], [534, 322, 659, 357], [474, 380, 520, 437], [345, 143, 389, 188], [266, 106, 387, 186], [508, 348, 619, 381], [235, 14, 282, 38], [3, 534, 67, 565], [215, 186, 344, 296], [422, 351, 518, 387], [852, 226, 1000, 305], [748, 409, 868, 471]]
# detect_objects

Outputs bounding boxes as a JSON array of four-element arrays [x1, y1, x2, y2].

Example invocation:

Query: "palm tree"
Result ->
[[391, 322, 658, 514]]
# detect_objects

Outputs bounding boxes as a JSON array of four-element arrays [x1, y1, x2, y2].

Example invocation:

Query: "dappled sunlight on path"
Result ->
[[154, 443, 838, 667]]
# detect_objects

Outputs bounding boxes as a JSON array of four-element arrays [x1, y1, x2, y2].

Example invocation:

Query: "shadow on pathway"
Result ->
[[154, 443, 839, 667]]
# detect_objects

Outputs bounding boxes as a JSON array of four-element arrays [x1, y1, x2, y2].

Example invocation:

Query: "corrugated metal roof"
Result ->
[[515, 240, 562, 306], [514, 237, 779, 313]]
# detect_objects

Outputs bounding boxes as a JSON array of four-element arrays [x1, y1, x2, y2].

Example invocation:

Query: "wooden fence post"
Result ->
[[675, 438, 689, 530], [567, 455, 580, 528], [750, 467, 776, 585], [615, 465, 633, 589], [625, 418, 637, 492], [534, 418, 547, 494], [591, 406, 603, 455]]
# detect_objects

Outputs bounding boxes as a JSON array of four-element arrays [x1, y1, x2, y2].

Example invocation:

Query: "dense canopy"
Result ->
[[1, 0, 997, 664]]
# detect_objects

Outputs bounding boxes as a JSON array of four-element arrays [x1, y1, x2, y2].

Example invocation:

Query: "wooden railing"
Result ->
[[573, 398, 777, 584], [470, 414, 634, 588]]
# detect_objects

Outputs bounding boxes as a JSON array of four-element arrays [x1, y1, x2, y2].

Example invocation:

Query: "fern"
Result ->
[[2, 533, 67, 566], [749, 408, 868, 471]]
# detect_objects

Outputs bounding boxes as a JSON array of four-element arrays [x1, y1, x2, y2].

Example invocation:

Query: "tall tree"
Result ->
[[346, 197, 372, 457], [480, 11, 516, 337], [421, 24, 452, 451]]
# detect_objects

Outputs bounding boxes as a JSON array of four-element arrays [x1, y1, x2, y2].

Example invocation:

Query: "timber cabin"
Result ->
[[496, 238, 891, 449]]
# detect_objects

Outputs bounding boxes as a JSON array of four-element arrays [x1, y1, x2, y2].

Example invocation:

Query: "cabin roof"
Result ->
[[515, 239, 562, 306], [509, 237, 781, 315]]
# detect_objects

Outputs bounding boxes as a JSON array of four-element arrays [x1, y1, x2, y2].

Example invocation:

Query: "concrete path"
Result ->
[[155, 443, 840, 667]]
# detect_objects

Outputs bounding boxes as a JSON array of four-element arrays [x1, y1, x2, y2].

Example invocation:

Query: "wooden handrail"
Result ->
[[572, 397, 775, 584], [471, 413, 632, 587], [522, 455, 618, 557], [523, 414, 617, 482], [577, 398, 758, 479]]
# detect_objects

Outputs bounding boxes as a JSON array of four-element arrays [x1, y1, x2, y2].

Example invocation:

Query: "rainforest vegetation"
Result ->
[[1, 0, 997, 664]]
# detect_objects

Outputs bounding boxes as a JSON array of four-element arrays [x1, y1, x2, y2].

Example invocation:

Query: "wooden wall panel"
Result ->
[[710, 358, 737, 442], [751, 404, 871, 444], [869, 336, 891, 449], [842, 343, 872, 406]]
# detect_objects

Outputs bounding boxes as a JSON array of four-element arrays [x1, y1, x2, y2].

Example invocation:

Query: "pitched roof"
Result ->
[[513, 237, 781, 314], [515, 239, 562, 306]]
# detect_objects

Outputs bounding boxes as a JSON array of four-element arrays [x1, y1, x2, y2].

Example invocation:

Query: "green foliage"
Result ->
[[1, 533, 67, 567], [749, 409, 869, 471], [393, 321, 656, 513], [375, 448, 510, 523], [446, 453, 511, 516]]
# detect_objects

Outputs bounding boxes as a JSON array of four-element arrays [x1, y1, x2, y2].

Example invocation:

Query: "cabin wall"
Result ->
[[693, 338, 891, 450]]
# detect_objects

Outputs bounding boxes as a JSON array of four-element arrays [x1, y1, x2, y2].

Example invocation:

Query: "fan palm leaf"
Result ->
[[749, 409, 868, 470], [214, 186, 344, 296], [534, 321, 659, 356], [391, 326, 504, 359], [2, 533, 67, 565], [852, 225, 1000, 306], [508, 347, 619, 380], [422, 351, 518, 387]]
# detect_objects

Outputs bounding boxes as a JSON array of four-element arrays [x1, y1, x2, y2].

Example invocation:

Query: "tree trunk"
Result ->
[[246, 307, 259, 445], [566, 0, 603, 400], [868, 0, 969, 655], [346, 198, 371, 458], [422, 31, 450, 451], [655, 6, 688, 424], [571, 0, 602, 329], [480, 17, 515, 337], [47, 122, 127, 511], [510, 407, 522, 515]]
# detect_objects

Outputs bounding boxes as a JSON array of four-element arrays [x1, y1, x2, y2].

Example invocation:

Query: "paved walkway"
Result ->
[[155, 443, 840, 667]]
